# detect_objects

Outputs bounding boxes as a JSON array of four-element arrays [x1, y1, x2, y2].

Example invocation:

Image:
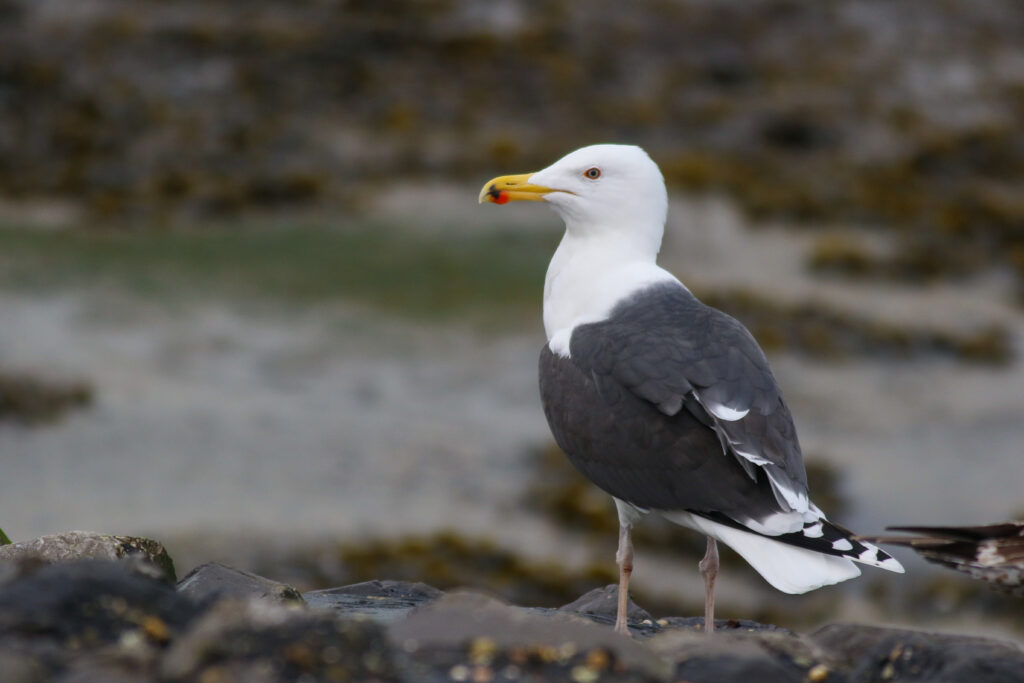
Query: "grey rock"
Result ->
[[561, 585, 655, 626], [161, 598, 398, 682], [54, 659, 153, 683], [649, 629, 840, 683], [556, 584, 791, 639], [0, 560, 202, 681], [389, 590, 671, 681], [304, 579, 442, 623], [0, 648, 48, 683], [654, 615, 797, 636], [1, 541, 1021, 683], [0, 531, 175, 582], [811, 623, 1024, 683], [176, 562, 305, 606], [0, 553, 48, 587]]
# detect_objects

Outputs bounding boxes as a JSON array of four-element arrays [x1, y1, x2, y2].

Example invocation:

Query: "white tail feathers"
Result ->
[[665, 511, 863, 594]]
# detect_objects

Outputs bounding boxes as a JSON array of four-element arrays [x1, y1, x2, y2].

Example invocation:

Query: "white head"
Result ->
[[479, 144, 668, 255]]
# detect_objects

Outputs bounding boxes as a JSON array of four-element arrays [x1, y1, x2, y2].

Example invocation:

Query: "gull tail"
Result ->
[[663, 510, 904, 595]]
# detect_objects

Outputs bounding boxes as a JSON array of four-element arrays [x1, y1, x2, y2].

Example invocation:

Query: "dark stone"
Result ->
[[554, 585, 660, 638], [559, 584, 655, 627], [811, 623, 1024, 683], [649, 629, 841, 683], [388, 590, 671, 681], [176, 562, 305, 606], [656, 615, 797, 636], [2, 549, 1022, 683], [556, 585, 791, 639], [0, 560, 203, 680], [51, 658, 155, 683], [0, 532, 176, 582], [304, 579, 442, 623], [0, 553, 48, 587], [0, 648, 47, 683], [161, 599, 399, 682]]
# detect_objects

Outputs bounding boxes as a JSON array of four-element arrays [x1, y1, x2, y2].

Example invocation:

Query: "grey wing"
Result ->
[[572, 284, 809, 511]]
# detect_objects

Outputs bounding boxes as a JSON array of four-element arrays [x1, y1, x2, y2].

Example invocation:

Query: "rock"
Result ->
[[811, 623, 1024, 683], [654, 616, 797, 636], [0, 552, 48, 587], [559, 584, 658, 636], [0, 648, 47, 683], [0, 560, 203, 680], [556, 584, 792, 639], [177, 562, 305, 607], [161, 598, 399, 682], [304, 579, 442, 623], [389, 590, 671, 682], [0, 531, 176, 582], [649, 629, 839, 683], [1, 537, 1021, 683]]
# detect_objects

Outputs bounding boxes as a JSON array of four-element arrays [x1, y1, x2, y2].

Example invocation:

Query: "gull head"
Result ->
[[479, 144, 668, 243]]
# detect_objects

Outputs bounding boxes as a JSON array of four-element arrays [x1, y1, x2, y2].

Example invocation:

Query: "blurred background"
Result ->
[[1, 0, 1022, 640]]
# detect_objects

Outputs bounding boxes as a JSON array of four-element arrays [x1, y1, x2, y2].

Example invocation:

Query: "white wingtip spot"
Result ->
[[832, 538, 854, 552], [879, 557, 906, 573], [707, 402, 750, 421], [858, 547, 879, 562], [803, 522, 824, 539]]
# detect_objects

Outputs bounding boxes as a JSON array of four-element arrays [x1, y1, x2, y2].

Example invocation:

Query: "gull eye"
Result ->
[[583, 167, 601, 180]]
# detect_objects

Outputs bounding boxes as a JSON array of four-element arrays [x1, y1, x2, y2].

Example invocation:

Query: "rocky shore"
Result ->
[[1, 532, 1022, 682]]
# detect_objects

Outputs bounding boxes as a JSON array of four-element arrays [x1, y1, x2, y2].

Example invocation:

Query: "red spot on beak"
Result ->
[[495, 191, 510, 205]]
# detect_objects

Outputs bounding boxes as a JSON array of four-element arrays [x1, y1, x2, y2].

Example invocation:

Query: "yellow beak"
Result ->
[[478, 173, 555, 205]]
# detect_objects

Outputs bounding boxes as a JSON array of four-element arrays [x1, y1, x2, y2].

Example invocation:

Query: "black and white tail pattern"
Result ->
[[699, 511, 904, 571], [666, 509, 904, 595]]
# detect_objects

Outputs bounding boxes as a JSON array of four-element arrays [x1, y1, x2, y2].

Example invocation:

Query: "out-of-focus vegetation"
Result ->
[[0, 528, 11, 545], [2, 0, 1024, 295], [699, 290, 1013, 366], [0, 222, 556, 325], [0, 369, 93, 425], [0, 221, 1010, 361], [868, 565, 1024, 635]]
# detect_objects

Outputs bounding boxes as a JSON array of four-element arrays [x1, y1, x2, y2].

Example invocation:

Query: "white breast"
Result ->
[[543, 233, 679, 357]]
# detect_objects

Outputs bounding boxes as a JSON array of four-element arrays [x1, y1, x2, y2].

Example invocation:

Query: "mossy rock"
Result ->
[[0, 531, 176, 582]]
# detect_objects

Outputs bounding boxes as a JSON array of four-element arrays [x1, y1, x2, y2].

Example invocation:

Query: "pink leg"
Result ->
[[614, 524, 634, 637], [699, 536, 719, 635]]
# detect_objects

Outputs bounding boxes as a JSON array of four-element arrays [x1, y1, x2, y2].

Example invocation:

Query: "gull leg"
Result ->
[[699, 536, 719, 635], [614, 523, 634, 637]]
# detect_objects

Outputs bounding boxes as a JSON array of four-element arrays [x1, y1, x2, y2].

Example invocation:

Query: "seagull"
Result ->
[[869, 523, 1024, 596], [479, 144, 904, 636]]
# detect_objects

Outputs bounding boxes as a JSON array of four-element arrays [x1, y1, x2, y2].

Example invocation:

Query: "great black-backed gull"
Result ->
[[479, 144, 904, 635]]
